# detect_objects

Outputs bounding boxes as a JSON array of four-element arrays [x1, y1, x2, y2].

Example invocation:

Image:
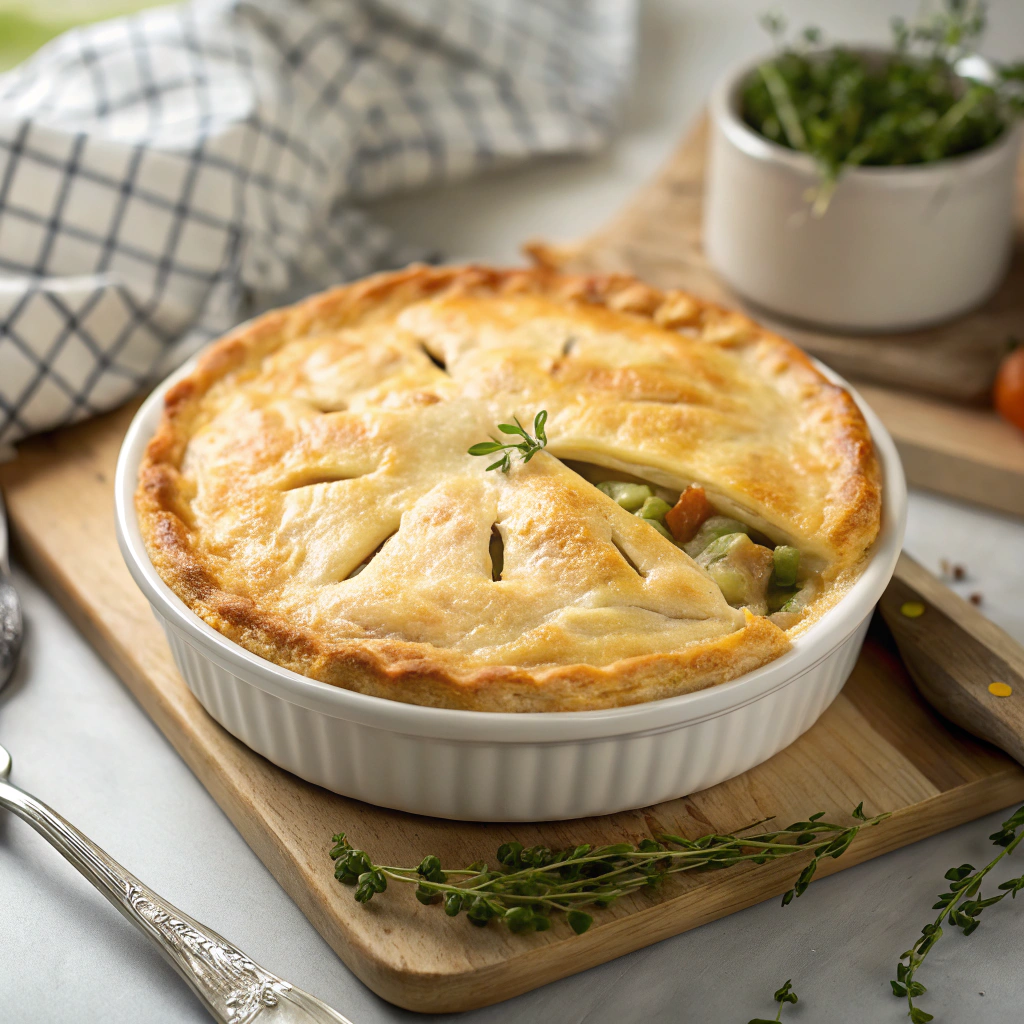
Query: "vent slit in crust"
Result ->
[[281, 470, 363, 492], [303, 398, 348, 414], [612, 537, 645, 578], [489, 526, 505, 582], [420, 342, 447, 373], [345, 532, 396, 580]]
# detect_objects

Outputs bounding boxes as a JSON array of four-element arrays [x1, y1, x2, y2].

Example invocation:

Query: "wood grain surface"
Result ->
[[882, 552, 1024, 768], [2, 404, 1024, 1012], [543, 115, 1024, 518]]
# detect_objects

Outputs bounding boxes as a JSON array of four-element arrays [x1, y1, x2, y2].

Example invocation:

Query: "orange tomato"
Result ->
[[995, 347, 1024, 434]]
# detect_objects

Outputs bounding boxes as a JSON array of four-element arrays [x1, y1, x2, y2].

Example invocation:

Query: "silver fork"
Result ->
[[0, 496, 354, 1023]]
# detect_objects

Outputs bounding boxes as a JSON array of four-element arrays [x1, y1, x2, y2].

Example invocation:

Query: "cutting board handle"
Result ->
[[880, 552, 1024, 767]]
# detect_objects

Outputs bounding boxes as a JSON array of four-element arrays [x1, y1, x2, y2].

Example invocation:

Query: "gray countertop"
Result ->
[[4, 2, 1024, 1022]]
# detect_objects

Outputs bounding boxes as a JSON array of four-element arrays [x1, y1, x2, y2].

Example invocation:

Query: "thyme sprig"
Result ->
[[748, 979, 799, 1024], [330, 804, 887, 935], [893, 803, 1024, 1023], [468, 410, 548, 473]]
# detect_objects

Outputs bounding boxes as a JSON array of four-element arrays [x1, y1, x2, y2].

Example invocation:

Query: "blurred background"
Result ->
[[6, 0, 1023, 260], [0, 0, 158, 70]]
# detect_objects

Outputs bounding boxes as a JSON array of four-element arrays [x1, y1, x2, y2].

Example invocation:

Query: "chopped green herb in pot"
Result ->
[[742, 2, 1024, 211], [330, 805, 887, 935]]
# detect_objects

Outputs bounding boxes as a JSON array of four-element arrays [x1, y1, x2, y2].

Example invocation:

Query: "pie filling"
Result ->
[[565, 462, 815, 628]]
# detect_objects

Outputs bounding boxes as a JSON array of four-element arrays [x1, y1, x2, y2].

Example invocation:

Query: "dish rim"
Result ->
[[115, 351, 906, 744]]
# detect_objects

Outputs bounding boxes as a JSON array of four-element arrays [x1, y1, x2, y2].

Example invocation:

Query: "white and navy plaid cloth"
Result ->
[[0, 0, 636, 452]]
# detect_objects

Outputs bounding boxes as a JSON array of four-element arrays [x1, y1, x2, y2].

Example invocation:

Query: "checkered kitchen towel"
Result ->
[[0, 0, 636, 452]]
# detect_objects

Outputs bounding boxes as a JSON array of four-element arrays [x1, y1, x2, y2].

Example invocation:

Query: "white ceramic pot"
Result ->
[[704, 52, 1021, 332], [116, 362, 906, 822]]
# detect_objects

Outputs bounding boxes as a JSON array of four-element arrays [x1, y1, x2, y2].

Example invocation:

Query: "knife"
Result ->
[[879, 552, 1024, 767]]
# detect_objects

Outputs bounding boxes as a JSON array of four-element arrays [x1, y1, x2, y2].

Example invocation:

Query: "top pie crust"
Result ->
[[137, 265, 881, 712]]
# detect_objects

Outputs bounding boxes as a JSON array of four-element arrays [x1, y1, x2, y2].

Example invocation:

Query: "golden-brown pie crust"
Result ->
[[137, 265, 880, 712]]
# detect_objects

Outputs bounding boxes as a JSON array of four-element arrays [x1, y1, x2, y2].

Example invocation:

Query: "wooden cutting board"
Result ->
[[540, 116, 1024, 518], [3, 402, 1024, 1013]]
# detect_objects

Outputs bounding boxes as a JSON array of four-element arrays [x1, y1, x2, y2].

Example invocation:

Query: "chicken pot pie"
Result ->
[[137, 265, 881, 712]]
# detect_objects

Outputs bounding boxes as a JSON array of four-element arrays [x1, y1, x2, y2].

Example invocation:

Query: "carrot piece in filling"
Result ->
[[665, 484, 714, 543]]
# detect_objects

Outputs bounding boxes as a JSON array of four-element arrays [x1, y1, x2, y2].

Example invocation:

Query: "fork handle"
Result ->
[[0, 778, 353, 1023]]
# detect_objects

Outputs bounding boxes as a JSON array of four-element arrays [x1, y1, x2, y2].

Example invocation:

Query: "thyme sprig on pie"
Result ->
[[468, 410, 548, 473]]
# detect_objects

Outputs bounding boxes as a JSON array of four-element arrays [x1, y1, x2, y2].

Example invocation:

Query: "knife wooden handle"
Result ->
[[879, 552, 1024, 767]]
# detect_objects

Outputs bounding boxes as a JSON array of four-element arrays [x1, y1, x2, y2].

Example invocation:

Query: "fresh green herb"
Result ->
[[330, 805, 887, 935], [748, 979, 799, 1024], [743, 2, 1024, 211], [892, 802, 1024, 1023], [468, 410, 548, 473]]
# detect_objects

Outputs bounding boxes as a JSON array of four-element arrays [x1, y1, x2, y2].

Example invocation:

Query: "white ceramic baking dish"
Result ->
[[115, 360, 906, 821]]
